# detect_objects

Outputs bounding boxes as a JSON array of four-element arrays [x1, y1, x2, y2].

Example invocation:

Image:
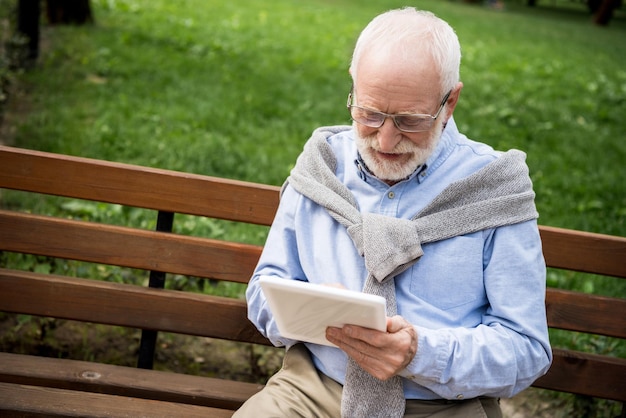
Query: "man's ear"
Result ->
[[444, 82, 463, 121]]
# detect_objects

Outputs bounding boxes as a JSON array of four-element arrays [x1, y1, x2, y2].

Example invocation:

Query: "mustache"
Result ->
[[358, 134, 420, 155]]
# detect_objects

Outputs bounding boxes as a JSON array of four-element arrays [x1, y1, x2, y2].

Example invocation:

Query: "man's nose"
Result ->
[[377, 117, 403, 152]]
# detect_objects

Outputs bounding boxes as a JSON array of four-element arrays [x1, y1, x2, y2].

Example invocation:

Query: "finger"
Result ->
[[326, 327, 396, 378], [340, 341, 395, 379], [343, 324, 386, 345], [386, 315, 407, 333], [326, 326, 374, 353], [326, 327, 377, 363]]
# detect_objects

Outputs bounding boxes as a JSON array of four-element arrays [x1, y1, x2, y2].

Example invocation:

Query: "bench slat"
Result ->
[[2, 348, 625, 405], [546, 288, 626, 339], [0, 352, 261, 410], [3, 211, 624, 289], [0, 382, 234, 418], [540, 225, 626, 278], [533, 349, 626, 401], [0, 145, 280, 226], [0, 269, 271, 346], [0, 210, 262, 284]]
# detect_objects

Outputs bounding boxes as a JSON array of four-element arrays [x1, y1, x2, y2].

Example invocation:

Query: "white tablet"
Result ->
[[258, 275, 387, 347]]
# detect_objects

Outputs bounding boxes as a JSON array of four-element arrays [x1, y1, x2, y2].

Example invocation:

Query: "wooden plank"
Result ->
[[0, 382, 234, 418], [0, 352, 262, 410], [546, 288, 626, 339], [0, 210, 262, 284], [540, 225, 626, 278], [0, 269, 271, 346], [0, 145, 280, 226], [532, 348, 626, 402]]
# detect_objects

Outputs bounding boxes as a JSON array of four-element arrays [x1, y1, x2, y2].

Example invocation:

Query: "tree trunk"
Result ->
[[46, 0, 94, 25], [17, 0, 41, 61], [594, 0, 619, 25], [587, 0, 603, 13]]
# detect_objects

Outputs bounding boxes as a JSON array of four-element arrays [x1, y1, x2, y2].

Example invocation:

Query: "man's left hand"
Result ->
[[326, 315, 417, 381]]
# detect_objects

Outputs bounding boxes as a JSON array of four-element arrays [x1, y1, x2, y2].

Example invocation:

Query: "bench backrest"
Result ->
[[0, 145, 624, 402], [0, 146, 278, 346]]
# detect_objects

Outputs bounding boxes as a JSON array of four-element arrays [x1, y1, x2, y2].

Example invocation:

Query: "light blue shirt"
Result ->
[[246, 118, 552, 400]]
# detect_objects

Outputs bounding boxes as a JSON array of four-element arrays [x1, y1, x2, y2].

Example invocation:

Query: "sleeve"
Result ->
[[245, 185, 305, 348], [398, 220, 553, 399]]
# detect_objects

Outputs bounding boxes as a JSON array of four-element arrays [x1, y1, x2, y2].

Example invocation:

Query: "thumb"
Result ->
[[386, 315, 407, 333]]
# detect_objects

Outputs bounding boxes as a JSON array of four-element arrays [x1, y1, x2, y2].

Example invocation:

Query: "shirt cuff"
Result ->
[[399, 325, 449, 384]]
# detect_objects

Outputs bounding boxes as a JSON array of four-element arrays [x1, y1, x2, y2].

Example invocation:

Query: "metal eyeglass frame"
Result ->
[[347, 88, 452, 133]]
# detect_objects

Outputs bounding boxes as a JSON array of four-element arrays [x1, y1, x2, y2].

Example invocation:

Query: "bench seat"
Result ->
[[0, 352, 262, 410], [0, 382, 235, 418]]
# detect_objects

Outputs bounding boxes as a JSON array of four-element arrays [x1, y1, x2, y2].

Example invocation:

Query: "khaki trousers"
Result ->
[[234, 344, 502, 418]]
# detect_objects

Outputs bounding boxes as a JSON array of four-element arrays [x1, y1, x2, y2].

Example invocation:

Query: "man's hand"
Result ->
[[326, 315, 417, 381]]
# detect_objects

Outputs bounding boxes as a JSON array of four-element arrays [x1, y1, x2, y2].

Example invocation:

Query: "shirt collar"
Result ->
[[420, 117, 458, 180]]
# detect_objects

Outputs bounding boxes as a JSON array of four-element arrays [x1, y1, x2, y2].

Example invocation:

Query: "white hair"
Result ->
[[349, 8, 461, 95]]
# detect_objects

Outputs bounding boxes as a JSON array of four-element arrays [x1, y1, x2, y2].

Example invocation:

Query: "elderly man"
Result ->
[[235, 7, 551, 418]]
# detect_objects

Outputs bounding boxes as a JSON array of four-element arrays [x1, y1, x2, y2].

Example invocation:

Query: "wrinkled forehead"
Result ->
[[354, 47, 442, 95]]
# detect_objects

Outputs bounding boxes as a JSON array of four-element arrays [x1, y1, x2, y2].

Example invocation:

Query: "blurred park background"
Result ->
[[0, 1, 624, 416]]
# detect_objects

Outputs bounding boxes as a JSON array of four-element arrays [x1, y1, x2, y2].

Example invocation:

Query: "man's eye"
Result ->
[[360, 110, 382, 123], [365, 114, 382, 123], [399, 116, 427, 127]]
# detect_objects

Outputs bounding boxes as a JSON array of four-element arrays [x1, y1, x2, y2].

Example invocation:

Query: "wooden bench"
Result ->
[[0, 145, 625, 416]]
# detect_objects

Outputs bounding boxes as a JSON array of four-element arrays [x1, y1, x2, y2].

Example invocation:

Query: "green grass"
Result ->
[[1, 0, 625, 407]]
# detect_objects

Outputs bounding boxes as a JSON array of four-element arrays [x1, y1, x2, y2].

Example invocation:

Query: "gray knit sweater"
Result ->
[[286, 127, 539, 285]]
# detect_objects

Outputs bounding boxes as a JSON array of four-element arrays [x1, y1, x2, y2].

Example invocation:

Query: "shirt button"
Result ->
[[387, 191, 395, 199], [456, 394, 464, 400]]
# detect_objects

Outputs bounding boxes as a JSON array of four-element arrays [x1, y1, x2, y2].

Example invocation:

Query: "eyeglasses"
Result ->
[[347, 88, 451, 133]]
